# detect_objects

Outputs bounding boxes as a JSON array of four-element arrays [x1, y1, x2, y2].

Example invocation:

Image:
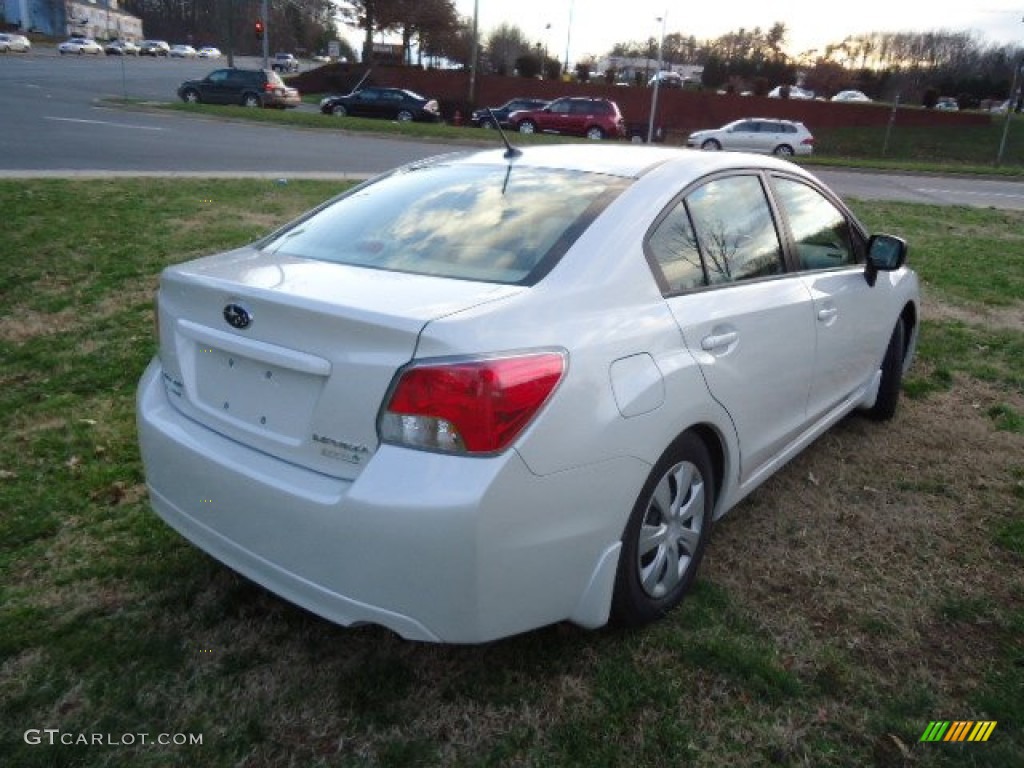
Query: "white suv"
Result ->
[[687, 118, 815, 156]]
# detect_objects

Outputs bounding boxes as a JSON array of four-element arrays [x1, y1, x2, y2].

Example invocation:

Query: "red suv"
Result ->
[[508, 97, 626, 140]]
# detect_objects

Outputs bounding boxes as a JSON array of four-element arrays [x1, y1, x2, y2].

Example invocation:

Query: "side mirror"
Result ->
[[864, 234, 907, 286]]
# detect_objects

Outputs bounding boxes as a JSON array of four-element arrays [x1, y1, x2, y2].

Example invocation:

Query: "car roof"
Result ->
[[412, 144, 813, 181]]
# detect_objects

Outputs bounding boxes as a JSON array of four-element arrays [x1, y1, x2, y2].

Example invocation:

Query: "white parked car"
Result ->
[[138, 145, 919, 643], [686, 118, 815, 156], [0, 32, 31, 53], [197, 46, 222, 58], [832, 90, 872, 102], [169, 44, 198, 58], [58, 37, 104, 55]]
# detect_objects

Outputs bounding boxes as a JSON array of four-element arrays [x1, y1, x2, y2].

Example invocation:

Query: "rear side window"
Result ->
[[686, 175, 784, 285], [262, 164, 629, 285], [647, 175, 785, 291]]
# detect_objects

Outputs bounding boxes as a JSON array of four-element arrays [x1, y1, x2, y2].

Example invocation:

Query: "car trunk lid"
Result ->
[[156, 246, 522, 480]]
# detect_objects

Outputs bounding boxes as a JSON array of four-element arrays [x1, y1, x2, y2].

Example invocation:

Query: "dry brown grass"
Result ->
[[707, 374, 1023, 712]]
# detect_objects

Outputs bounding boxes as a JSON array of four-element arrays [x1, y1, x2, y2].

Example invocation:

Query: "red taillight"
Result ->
[[380, 353, 565, 454], [263, 83, 275, 92], [802, 137, 815, 145]]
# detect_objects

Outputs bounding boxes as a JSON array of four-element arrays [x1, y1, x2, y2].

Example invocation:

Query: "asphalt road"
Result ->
[[1, 48, 1022, 210], [0, 49, 475, 177]]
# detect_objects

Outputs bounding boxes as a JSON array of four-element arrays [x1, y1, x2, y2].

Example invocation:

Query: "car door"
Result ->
[[755, 121, 783, 153], [648, 173, 818, 483], [768, 174, 895, 421], [200, 70, 233, 104], [348, 89, 379, 117], [724, 121, 758, 151], [541, 99, 574, 133]]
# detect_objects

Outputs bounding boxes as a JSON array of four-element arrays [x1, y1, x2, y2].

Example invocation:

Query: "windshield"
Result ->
[[262, 163, 629, 284]]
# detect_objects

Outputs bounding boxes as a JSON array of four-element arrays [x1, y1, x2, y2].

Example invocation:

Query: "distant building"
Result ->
[[2, 0, 142, 40]]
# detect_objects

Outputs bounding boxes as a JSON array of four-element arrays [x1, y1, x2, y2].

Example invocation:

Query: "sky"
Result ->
[[451, 1, 1024, 63]]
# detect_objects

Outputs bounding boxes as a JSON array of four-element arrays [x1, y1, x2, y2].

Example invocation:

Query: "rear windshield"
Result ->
[[262, 163, 628, 284]]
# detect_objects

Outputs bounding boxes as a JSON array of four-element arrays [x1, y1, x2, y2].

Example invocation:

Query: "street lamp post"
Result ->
[[563, 0, 574, 78], [646, 13, 666, 143]]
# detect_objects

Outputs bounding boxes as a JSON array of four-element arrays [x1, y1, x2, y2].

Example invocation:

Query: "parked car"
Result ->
[[686, 118, 815, 157], [139, 40, 171, 56], [137, 144, 919, 644], [104, 39, 139, 56], [470, 98, 550, 129], [169, 44, 198, 58], [319, 87, 441, 122], [197, 46, 222, 58], [177, 68, 301, 109], [58, 37, 104, 55], [934, 97, 959, 111], [648, 71, 685, 88], [831, 89, 871, 102], [768, 84, 815, 100], [0, 33, 31, 53], [507, 96, 626, 140], [271, 52, 299, 72]]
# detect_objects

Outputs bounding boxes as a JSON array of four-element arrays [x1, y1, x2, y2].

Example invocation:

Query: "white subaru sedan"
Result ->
[[137, 145, 919, 643]]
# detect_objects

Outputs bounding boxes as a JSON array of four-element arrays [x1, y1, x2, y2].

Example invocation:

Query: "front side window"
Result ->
[[772, 177, 856, 270], [686, 175, 784, 284], [262, 164, 629, 285]]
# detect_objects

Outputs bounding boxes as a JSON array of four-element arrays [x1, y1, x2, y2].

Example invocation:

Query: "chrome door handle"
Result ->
[[701, 331, 738, 351], [817, 307, 838, 322]]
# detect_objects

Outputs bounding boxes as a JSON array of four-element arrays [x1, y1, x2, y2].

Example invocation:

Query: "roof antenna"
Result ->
[[489, 109, 522, 158]]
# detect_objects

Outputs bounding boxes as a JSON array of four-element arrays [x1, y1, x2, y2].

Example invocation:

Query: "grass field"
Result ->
[[0, 179, 1021, 767]]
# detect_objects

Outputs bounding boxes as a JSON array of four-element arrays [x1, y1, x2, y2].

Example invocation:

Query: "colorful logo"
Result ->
[[920, 721, 997, 742]]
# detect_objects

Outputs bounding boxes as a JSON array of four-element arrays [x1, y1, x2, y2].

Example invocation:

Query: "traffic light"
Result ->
[[254, 19, 264, 41]]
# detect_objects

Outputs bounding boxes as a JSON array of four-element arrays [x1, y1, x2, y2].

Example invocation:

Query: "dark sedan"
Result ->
[[471, 98, 550, 129], [319, 87, 441, 122]]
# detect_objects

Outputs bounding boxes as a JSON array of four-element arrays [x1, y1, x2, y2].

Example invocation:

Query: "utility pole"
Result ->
[[261, 0, 269, 69], [996, 55, 1022, 167], [647, 13, 666, 144], [227, 0, 234, 67], [468, 0, 479, 103], [563, 0, 574, 79]]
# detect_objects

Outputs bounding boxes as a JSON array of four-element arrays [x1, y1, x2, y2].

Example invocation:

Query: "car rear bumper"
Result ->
[[137, 359, 639, 643]]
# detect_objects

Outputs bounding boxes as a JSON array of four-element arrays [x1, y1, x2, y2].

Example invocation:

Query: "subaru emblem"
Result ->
[[223, 303, 252, 330]]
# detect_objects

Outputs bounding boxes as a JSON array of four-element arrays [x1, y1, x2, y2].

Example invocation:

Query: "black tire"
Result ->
[[701, 139, 721, 150], [331, 104, 348, 117], [517, 120, 537, 134], [612, 432, 715, 627], [242, 92, 261, 108], [773, 144, 795, 156], [181, 88, 200, 104], [481, 118, 496, 129], [396, 109, 414, 122], [585, 126, 605, 140], [865, 318, 905, 421]]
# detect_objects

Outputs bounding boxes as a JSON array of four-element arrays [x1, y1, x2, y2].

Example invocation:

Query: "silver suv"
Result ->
[[686, 118, 815, 156], [271, 53, 299, 73]]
